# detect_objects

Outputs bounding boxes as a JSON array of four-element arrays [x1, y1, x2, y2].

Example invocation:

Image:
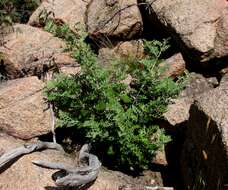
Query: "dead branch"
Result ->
[[33, 144, 101, 188], [50, 103, 57, 143], [0, 141, 101, 189], [0, 141, 63, 169], [0, 142, 174, 189]]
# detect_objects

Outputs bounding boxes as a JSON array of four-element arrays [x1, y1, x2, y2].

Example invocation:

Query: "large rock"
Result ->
[[86, 0, 143, 39], [164, 73, 216, 126], [180, 79, 228, 190], [145, 0, 227, 62], [0, 77, 51, 139], [0, 24, 76, 79], [28, 0, 88, 31]]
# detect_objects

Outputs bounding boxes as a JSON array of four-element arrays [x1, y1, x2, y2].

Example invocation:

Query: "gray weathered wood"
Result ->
[[0, 142, 173, 190], [49, 103, 57, 143], [0, 141, 63, 169], [33, 144, 101, 188], [0, 142, 101, 189]]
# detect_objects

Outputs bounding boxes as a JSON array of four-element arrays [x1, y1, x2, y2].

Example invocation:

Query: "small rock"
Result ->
[[152, 148, 168, 166], [98, 40, 144, 67], [206, 77, 219, 87], [114, 40, 145, 59], [60, 66, 81, 75], [160, 53, 186, 78], [220, 67, 228, 77]]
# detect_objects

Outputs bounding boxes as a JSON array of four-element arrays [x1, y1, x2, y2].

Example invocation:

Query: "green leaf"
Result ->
[[95, 101, 106, 111], [120, 94, 131, 103], [107, 146, 115, 156]]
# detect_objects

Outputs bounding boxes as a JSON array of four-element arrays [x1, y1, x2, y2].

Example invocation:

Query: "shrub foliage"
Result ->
[[44, 22, 185, 171], [0, 0, 39, 25]]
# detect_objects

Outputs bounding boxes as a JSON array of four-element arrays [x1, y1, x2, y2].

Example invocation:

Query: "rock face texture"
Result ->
[[181, 79, 228, 190], [164, 73, 216, 126], [0, 24, 76, 79], [214, 7, 228, 58], [0, 77, 51, 139], [29, 0, 88, 31], [86, 0, 143, 39], [220, 73, 228, 87], [146, 0, 227, 62]]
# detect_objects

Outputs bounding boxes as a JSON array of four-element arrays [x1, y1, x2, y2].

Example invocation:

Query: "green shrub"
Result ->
[[44, 22, 185, 171], [0, 0, 39, 26]]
